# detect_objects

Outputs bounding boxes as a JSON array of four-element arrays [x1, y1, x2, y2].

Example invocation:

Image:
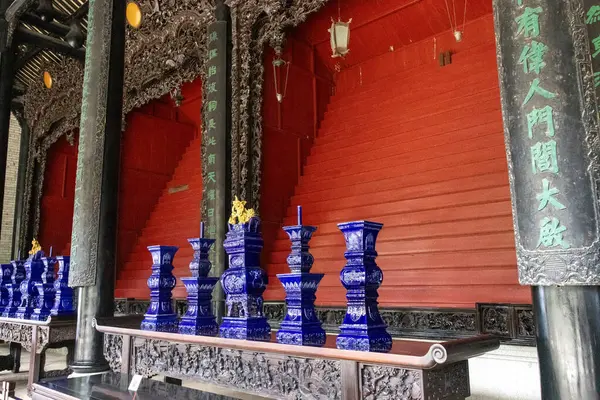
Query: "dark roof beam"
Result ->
[[21, 13, 70, 37], [15, 26, 85, 60]]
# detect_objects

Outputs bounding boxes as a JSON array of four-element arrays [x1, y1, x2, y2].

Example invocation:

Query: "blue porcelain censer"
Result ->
[[220, 197, 271, 341], [276, 206, 326, 347], [16, 240, 45, 319], [0, 263, 13, 315], [140, 246, 179, 332], [31, 256, 56, 321], [2, 260, 25, 318], [50, 256, 75, 316], [179, 223, 219, 336], [336, 221, 392, 352]]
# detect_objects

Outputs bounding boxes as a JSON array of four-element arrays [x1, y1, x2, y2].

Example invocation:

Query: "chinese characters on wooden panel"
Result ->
[[515, 3, 568, 249]]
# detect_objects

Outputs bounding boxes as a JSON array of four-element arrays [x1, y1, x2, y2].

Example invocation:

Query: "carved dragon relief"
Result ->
[[18, 0, 215, 254]]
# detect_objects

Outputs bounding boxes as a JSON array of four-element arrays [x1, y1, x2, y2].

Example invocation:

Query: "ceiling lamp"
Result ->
[[329, 18, 352, 58], [272, 50, 290, 103], [126, 2, 143, 29], [43, 71, 52, 89]]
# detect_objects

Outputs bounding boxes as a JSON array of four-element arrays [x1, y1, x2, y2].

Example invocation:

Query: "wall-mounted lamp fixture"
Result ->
[[272, 50, 290, 103], [126, 2, 143, 29], [43, 71, 52, 89]]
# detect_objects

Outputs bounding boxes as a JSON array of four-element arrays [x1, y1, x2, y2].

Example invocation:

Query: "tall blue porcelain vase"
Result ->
[[336, 221, 392, 352], [178, 237, 219, 336], [276, 207, 326, 347], [31, 257, 57, 321], [16, 251, 45, 319], [219, 217, 271, 341], [50, 256, 75, 316], [2, 260, 25, 317], [0, 263, 13, 315], [141, 246, 179, 332]]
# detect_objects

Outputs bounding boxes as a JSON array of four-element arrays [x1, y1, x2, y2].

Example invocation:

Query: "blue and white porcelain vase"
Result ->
[[179, 234, 219, 336], [50, 256, 74, 316], [31, 256, 57, 321], [16, 251, 45, 319], [0, 263, 14, 315], [276, 206, 326, 347], [2, 260, 25, 318], [336, 221, 392, 352], [141, 246, 179, 332], [220, 216, 271, 341]]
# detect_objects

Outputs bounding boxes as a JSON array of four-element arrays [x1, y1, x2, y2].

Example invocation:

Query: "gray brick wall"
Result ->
[[0, 114, 22, 263]]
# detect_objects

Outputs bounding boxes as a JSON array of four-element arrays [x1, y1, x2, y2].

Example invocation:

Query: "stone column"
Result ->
[[204, 0, 231, 322], [0, 0, 16, 232], [68, 0, 125, 374], [11, 116, 29, 260], [493, 1, 600, 397]]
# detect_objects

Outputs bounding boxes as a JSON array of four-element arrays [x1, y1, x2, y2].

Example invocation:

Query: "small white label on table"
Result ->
[[128, 374, 143, 392]]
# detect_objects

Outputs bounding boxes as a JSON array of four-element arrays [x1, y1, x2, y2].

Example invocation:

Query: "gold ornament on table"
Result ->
[[228, 196, 256, 224], [29, 238, 42, 255]]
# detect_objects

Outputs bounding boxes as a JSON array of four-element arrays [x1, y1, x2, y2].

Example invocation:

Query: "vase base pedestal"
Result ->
[[337, 325, 392, 353], [276, 323, 326, 347], [219, 317, 270, 341], [140, 314, 178, 333], [179, 318, 218, 336]]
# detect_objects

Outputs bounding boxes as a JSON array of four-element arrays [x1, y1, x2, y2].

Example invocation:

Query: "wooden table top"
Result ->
[[95, 315, 499, 369]]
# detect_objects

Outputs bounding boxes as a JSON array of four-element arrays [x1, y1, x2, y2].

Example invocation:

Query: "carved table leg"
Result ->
[[67, 342, 75, 366], [9, 343, 21, 373], [27, 327, 41, 395]]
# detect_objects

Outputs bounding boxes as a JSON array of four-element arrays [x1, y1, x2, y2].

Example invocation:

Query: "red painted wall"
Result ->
[[260, 33, 334, 261], [38, 91, 199, 268], [38, 135, 78, 255], [263, 14, 530, 308]]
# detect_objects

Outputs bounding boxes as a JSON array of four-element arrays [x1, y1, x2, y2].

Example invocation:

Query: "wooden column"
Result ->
[[68, 0, 125, 374], [204, 0, 231, 322], [493, 1, 600, 397]]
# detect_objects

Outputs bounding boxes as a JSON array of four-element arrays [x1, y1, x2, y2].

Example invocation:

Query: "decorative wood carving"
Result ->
[[18, 0, 215, 254]]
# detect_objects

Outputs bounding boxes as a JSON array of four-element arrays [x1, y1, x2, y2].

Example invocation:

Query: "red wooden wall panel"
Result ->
[[260, 34, 334, 258], [263, 14, 530, 308], [38, 135, 78, 255]]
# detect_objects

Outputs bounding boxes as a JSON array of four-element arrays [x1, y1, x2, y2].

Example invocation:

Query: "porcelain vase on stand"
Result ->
[[336, 221, 392, 352], [2, 260, 25, 318], [31, 256, 56, 321], [220, 217, 271, 341], [0, 263, 13, 315], [50, 256, 75, 316], [16, 252, 45, 319], [179, 237, 219, 336], [276, 206, 326, 346], [141, 246, 179, 332]]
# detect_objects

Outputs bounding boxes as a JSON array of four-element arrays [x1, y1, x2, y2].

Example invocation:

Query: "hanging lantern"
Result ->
[[272, 51, 290, 103], [329, 18, 352, 58]]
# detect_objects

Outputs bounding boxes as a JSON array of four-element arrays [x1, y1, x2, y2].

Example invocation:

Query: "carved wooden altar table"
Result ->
[[0, 316, 76, 393], [97, 316, 500, 400]]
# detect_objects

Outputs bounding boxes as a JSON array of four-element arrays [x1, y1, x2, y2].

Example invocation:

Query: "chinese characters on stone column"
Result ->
[[515, 3, 569, 249]]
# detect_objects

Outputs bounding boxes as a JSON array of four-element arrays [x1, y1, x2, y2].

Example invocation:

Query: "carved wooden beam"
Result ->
[[15, 26, 84, 59]]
